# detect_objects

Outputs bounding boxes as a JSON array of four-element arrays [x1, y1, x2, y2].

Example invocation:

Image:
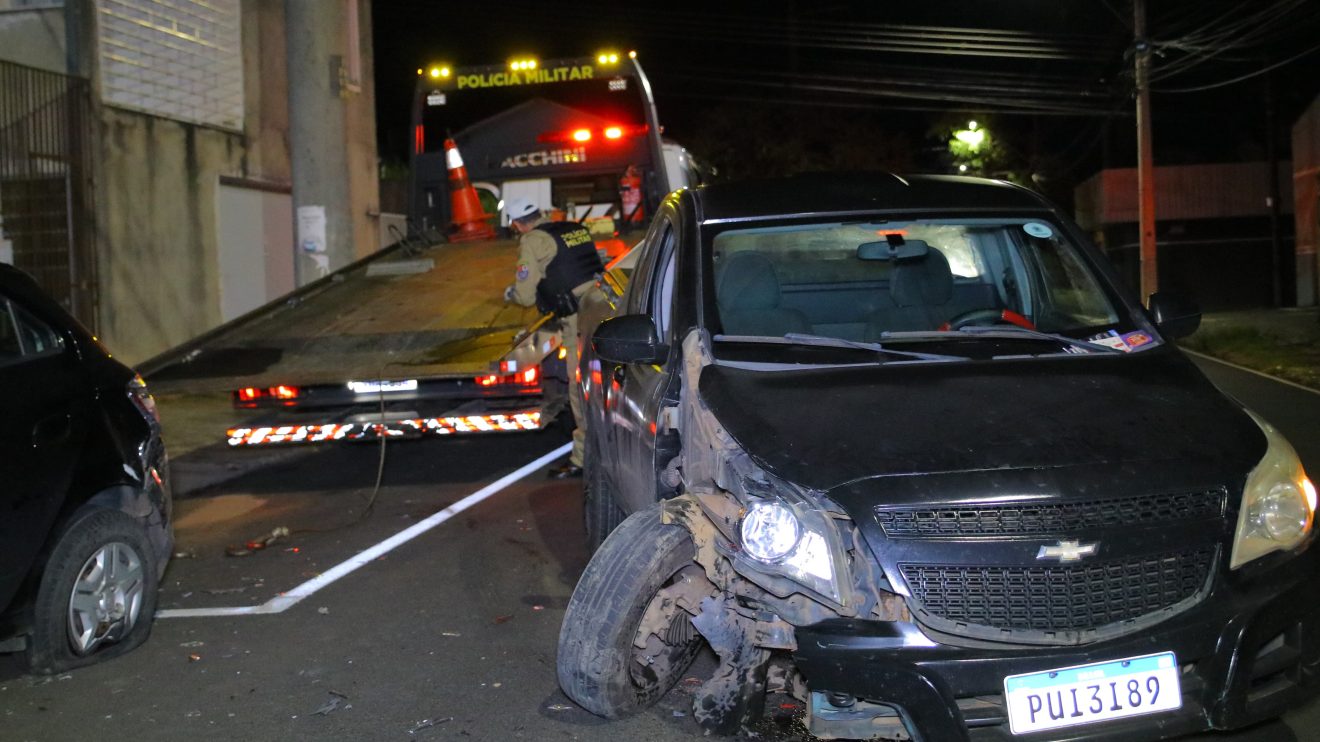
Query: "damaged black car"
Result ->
[[555, 173, 1319, 740]]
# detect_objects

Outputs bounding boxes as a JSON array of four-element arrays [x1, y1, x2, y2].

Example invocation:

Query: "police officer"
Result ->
[[503, 197, 603, 479]]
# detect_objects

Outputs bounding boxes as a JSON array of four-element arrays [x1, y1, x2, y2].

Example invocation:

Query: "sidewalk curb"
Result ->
[[1183, 348, 1320, 397]]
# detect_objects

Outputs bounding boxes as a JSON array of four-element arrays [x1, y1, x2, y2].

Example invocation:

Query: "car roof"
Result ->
[[691, 172, 1052, 222]]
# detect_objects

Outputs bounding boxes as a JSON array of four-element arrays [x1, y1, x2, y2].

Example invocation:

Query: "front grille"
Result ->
[[876, 489, 1225, 537], [899, 547, 1216, 633]]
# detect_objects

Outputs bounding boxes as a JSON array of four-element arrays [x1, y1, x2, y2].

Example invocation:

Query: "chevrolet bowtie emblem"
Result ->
[[1036, 540, 1099, 562]]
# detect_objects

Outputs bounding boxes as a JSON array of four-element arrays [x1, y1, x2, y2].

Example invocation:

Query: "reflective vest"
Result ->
[[534, 221, 603, 316]]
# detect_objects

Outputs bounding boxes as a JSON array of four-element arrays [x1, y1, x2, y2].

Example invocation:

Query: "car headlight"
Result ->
[[736, 493, 846, 605], [741, 501, 801, 561], [1230, 411, 1317, 569]]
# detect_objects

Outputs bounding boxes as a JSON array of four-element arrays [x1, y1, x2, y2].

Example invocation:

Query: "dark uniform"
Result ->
[[509, 218, 603, 467]]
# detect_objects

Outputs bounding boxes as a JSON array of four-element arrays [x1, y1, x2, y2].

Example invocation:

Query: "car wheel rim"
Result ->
[[67, 542, 145, 656]]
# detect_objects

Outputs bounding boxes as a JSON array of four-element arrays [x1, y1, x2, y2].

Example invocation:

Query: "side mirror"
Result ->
[[1148, 292, 1201, 340], [593, 314, 668, 365]]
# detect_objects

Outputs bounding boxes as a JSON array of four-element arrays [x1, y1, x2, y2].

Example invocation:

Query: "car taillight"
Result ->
[[128, 374, 160, 424]]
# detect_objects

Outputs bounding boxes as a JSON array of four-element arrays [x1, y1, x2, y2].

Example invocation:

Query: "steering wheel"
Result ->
[[940, 308, 1037, 332]]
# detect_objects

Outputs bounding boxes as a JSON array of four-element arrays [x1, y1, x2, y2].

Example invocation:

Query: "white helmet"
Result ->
[[506, 197, 541, 222]]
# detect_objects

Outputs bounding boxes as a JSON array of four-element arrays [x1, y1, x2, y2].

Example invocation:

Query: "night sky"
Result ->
[[372, 0, 1320, 202]]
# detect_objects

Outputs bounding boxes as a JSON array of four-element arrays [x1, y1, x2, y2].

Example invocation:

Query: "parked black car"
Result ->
[[0, 264, 172, 673], [556, 174, 1318, 740]]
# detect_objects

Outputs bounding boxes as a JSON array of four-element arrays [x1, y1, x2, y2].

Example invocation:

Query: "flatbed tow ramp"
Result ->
[[141, 234, 605, 447]]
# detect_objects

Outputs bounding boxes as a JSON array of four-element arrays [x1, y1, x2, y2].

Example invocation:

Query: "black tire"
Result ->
[[24, 508, 160, 674], [558, 506, 704, 718], [583, 445, 625, 554]]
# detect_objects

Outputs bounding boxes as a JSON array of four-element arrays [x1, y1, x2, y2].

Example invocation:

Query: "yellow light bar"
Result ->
[[428, 65, 451, 79], [510, 58, 538, 71], [597, 51, 620, 64]]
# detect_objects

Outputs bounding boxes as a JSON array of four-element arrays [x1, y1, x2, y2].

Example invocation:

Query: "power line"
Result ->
[[1152, 40, 1320, 92]]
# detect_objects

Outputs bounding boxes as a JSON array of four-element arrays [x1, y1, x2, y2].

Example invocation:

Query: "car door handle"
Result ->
[[32, 413, 72, 447]]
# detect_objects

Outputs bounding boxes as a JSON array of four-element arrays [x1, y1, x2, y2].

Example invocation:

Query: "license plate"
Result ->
[[1004, 652, 1181, 735], [347, 379, 418, 395]]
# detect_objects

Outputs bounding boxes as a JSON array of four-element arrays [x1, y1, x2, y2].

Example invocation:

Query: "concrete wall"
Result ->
[[89, 0, 379, 363], [345, 0, 379, 263], [92, 0, 296, 363], [1293, 95, 1320, 307]]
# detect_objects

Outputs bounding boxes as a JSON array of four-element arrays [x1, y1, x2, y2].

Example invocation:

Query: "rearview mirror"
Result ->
[[1148, 292, 1201, 340], [592, 314, 668, 365], [858, 238, 931, 261]]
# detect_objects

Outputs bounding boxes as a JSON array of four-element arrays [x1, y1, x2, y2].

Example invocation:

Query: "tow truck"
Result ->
[[140, 50, 694, 446]]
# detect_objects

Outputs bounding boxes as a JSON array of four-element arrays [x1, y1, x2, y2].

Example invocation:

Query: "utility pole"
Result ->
[[1134, 0, 1158, 301], [286, 0, 354, 286]]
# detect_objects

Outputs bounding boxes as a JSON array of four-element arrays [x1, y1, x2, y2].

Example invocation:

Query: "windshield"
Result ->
[[708, 216, 1148, 358]]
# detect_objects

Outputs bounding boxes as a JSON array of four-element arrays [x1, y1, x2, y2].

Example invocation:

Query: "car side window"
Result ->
[[0, 296, 63, 367], [626, 215, 670, 315], [650, 225, 678, 343]]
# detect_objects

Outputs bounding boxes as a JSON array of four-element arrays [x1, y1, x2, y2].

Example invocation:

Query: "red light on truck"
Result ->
[[604, 126, 623, 140], [271, 385, 300, 400], [237, 387, 262, 402], [476, 366, 540, 388], [571, 129, 592, 142]]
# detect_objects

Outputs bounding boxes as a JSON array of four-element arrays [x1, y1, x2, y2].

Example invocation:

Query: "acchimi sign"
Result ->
[[457, 65, 595, 90], [500, 148, 588, 169]]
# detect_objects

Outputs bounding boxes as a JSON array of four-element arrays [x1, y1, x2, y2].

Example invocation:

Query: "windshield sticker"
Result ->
[[1023, 222, 1054, 239], [1087, 330, 1132, 352], [1121, 331, 1154, 349]]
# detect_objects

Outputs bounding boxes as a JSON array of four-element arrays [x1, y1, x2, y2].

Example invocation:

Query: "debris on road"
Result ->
[[204, 587, 245, 595], [313, 690, 350, 716], [408, 716, 453, 734], [172, 549, 198, 559], [492, 615, 513, 624], [546, 704, 573, 712], [187, 654, 202, 662], [226, 526, 291, 557], [317, 607, 329, 615], [179, 641, 205, 648], [440, 631, 461, 637]]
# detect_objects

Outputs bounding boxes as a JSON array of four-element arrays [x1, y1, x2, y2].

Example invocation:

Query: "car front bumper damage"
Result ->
[[792, 545, 1320, 741]]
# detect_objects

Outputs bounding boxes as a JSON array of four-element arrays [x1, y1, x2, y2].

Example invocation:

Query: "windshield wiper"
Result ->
[[879, 326, 1125, 355], [714, 333, 965, 362]]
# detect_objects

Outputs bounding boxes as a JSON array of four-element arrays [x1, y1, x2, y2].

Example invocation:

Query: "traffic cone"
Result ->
[[444, 138, 496, 242]]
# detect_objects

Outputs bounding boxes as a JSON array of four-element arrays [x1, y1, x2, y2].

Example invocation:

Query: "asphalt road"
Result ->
[[2, 354, 1319, 741]]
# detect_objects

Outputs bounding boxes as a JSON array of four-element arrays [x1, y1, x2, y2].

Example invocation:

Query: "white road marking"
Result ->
[[1183, 348, 1320, 397], [157, 441, 574, 619]]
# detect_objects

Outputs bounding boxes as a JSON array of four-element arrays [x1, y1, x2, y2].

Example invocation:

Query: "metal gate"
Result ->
[[0, 60, 96, 328]]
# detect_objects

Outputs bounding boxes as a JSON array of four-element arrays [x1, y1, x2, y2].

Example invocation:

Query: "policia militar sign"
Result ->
[[433, 63, 598, 91]]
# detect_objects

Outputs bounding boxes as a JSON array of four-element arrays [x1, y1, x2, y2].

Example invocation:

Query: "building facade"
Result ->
[[0, 0, 379, 363], [1074, 162, 1297, 311]]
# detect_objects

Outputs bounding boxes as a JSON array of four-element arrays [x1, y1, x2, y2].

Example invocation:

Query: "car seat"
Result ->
[[715, 252, 812, 337], [864, 249, 956, 337]]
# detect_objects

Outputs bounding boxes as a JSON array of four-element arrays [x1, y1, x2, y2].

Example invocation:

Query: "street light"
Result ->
[[954, 122, 985, 150]]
